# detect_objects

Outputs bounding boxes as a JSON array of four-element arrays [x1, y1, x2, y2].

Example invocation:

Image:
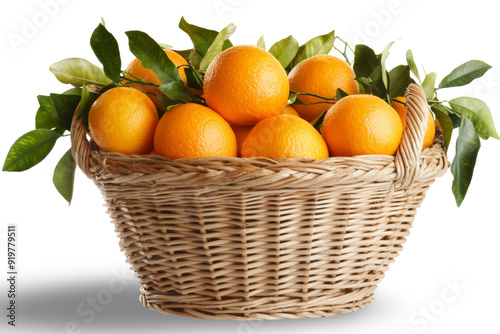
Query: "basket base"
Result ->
[[138, 285, 376, 320]]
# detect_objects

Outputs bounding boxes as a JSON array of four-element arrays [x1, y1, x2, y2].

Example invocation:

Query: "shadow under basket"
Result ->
[[71, 84, 449, 320]]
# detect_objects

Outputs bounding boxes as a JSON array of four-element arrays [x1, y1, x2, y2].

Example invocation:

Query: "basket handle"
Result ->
[[394, 83, 429, 189], [70, 85, 100, 179]]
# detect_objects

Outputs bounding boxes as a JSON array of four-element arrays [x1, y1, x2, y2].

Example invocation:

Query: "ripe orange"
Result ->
[[241, 114, 329, 160], [124, 49, 188, 109], [154, 103, 237, 159], [322, 94, 403, 156], [88, 87, 159, 155], [288, 54, 359, 122], [204, 45, 290, 126], [392, 96, 435, 150], [231, 105, 300, 157]]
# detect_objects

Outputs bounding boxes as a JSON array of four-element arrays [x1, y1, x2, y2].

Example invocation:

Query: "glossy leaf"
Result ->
[[2, 129, 62, 172], [35, 95, 59, 130], [422, 72, 437, 101], [257, 35, 265, 49], [90, 23, 122, 83], [269, 35, 299, 69], [49, 58, 112, 87], [53, 149, 76, 204], [159, 82, 196, 102], [353, 44, 378, 78], [431, 105, 453, 150], [406, 49, 421, 82], [389, 65, 413, 100], [290, 30, 335, 68], [199, 23, 236, 71], [439, 60, 492, 89], [451, 118, 481, 206], [380, 41, 396, 101], [178, 17, 233, 58], [50, 93, 81, 131], [449, 97, 499, 139]]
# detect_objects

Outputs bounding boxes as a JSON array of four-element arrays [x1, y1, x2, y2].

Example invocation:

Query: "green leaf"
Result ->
[[184, 65, 203, 91], [380, 41, 396, 102], [353, 44, 378, 78], [199, 23, 236, 71], [268, 35, 299, 69], [49, 58, 113, 87], [449, 97, 499, 139], [3, 129, 62, 172], [35, 95, 59, 129], [356, 77, 373, 94], [50, 93, 81, 131], [125, 30, 183, 85], [53, 149, 76, 204], [159, 82, 196, 102], [77, 85, 100, 129], [439, 60, 492, 89], [336, 88, 349, 100], [62, 88, 82, 96], [158, 43, 173, 50], [90, 23, 121, 83], [432, 105, 453, 150], [290, 30, 335, 68], [422, 72, 437, 101], [451, 118, 481, 206], [178, 17, 232, 58], [257, 35, 265, 49], [406, 49, 421, 83], [311, 110, 328, 134], [389, 65, 413, 100]]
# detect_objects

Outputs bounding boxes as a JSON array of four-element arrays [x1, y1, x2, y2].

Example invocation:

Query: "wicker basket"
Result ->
[[71, 83, 449, 320]]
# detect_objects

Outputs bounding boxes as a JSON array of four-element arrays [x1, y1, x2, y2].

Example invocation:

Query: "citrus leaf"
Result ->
[[422, 72, 437, 101], [158, 43, 173, 50], [257, 35, 265, 50], [50, 93, 81, 131], [62, 88, 82, 96], [439, 60, 492, 89], [90, 23, 122, 83], [183, 65, 203, 91], [35, 95, 59, 130], [432, 105, 453, 150], [356, 77, 373, 94], [49, 58, 112, 87], [291, 30, 335, 68], [406, 49, 421, 83], [77, 85, 100, 129], [2, 129, 62, 172], [336, 88, 349, 100], [159, 82, 196, 102], [311, 110, 328, 134], [53, 149, 76, 205], [449, 97, 499, 139], [178, 17, 233, 58], [380, 41, 396, 102], [268, 35, 299, 69], [389, 65, 413, 100], [199, 23, 236, 71], [451, 118, 481, 206], [353, 44, 378, 78], [126, 30, 184, 86]]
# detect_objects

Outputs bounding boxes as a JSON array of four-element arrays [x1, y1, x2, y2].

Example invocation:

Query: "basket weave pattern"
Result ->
[[72, 84, 449, 320]]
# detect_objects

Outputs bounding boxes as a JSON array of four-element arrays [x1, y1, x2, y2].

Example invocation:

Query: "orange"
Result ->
[[154, 103, 237, 159], [282, 105, 299, 116], [322, 94, 403, 156], [124, 49, 188, 109], [241, 114, 329, 160], [392, 96, 435, 150], [88, 87, 159, 155], [231, 105, 300, 157], [204, 45, 290, 125], [288, 54, 359, 122]]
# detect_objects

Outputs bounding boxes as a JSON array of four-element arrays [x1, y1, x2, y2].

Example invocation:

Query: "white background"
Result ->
[[1, 0, 499, 333]]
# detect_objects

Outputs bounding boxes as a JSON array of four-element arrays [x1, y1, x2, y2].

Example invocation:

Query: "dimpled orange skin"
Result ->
[[322, 95, 403, 157], [288, 54, 359, 122], [392, 96, 435, 150], [124, 49, 188, 109], [241, 114, 329, 160], [231, 105, 301, 157], [88, 87, 159, 155], [154, 103, 237, 159], [203, 45, 290, 126]]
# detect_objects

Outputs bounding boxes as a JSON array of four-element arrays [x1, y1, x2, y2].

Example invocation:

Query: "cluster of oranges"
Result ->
[[88, 45, 435, 160]]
